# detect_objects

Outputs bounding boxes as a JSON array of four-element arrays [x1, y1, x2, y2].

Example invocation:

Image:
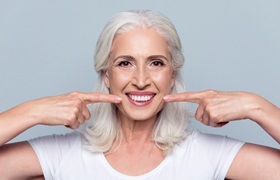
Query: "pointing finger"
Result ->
[[71, 92, 122, 104], [81, 92, 122, 104], [163, 92, 205, 104]]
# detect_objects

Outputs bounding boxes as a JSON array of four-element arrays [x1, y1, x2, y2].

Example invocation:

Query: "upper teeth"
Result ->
[[128, 95, 154, 102]]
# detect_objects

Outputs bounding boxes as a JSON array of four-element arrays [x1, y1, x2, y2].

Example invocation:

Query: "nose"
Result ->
[[131, 66, 151, 89]]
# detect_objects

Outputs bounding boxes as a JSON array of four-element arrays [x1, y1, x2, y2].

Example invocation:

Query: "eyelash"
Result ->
[[151, 60, 165, 67], [116, 60, 166, 67], [117, 61, 131, 67]]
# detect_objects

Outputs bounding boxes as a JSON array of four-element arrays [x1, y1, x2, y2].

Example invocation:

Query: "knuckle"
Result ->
[[65, 114, 77, 125], [194, 113, 202, 122], [205, 89, 216, 94], [73, 98, 83, 107], [85, 112, 91, 120], [210, 121, 218, 127], [79, 119, 86, 125], [209, 113, 223, 123], [69, 123, 79, 130], [73, 124, 80, 129], [204, 89, 219, 98], [92, 92, 102, 101], [205, 105, 214, 113], [202, 119, 210, 126], [72, 106, 80, 114], [68, 91, 80, 98], [201, 98, 210, 107]]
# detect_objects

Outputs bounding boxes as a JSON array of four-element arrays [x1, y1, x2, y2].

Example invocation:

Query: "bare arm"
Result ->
[[0, 91, 121, 179], [164, 90, 280, 179], [164, 90, 280, 143], [0, 91, 121, 146], [227, 143, 280, 179], [0, 142, 44, 179]]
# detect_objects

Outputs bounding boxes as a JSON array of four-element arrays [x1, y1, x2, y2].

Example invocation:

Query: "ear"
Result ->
[[103, 70, 110, 88], [170, 71, 176, 88]]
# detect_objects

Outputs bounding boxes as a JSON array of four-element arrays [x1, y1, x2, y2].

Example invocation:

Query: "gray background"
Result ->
[[1, 0, 279, 148]]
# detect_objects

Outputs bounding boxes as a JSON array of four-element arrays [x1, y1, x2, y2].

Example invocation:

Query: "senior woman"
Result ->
[[0, 10, 280, 179]]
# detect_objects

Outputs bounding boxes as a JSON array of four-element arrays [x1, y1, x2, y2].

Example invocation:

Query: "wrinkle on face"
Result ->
[[104, 27, 175, 141]]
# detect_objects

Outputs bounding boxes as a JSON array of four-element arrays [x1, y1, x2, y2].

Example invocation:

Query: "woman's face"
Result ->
[[104, 27, 175, 122]]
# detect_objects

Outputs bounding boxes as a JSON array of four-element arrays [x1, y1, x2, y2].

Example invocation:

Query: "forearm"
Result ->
[[252, 100, 280, 144], [0, 91, 119, 145], [0, 104, 38, 146]]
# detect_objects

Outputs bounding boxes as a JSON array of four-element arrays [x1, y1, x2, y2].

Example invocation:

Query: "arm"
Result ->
[[227, 143, 280, 179], [0, 91, 121, 179], [0, 102, 47, 179], [0, 93, 89, 146], [164, 90, 280, 179], [164, 90, 280, 143], [0, 142, 44, 179], [249, 95, 280, 143]]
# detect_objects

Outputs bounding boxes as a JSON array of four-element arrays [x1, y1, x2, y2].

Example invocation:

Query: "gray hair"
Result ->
[[84, 10, 189, 155]]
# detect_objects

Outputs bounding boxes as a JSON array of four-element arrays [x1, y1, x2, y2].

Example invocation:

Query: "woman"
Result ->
[[0, 10, 279, 179]]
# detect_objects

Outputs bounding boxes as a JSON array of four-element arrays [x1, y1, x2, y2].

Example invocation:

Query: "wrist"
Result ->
[[10, 101, 41, 128], [243, 93, 265, 123], [247, 94, 277, 125]]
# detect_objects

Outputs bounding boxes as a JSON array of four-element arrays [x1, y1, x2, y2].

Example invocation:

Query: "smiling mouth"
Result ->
[[126, 94, 155, 102]]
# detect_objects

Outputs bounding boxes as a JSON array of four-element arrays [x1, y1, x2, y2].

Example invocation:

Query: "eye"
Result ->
[[151, 60, 165, 67], [117, 61, 132, 67]]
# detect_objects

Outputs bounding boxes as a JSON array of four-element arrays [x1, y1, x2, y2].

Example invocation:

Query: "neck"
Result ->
[[118, 114, 157, 144]]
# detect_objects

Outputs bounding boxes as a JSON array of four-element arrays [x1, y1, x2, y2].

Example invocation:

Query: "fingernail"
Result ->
[[115, 96, 122, 102], [163, 96, 170, 101]]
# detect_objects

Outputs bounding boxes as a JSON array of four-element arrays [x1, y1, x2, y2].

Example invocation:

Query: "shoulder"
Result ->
[[177, 130, 245, 158], [166, 130, 245, 179], [28, 130, 84, 160], [27, 131, 86, 178], [28, 130, 83, 147], [180, 130, 244, 149]]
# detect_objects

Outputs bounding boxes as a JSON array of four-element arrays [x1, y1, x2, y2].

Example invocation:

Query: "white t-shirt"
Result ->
[[28, 130, 244, 180]]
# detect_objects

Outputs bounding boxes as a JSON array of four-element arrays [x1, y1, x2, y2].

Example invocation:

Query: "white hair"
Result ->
[[83, 10, 190, 155]]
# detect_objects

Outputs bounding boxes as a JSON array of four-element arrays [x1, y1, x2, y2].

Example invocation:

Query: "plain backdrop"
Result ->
[[1, 0, 279, 148]]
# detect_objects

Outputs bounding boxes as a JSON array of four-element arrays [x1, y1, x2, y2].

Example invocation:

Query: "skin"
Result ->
[[0, 92, 121, 178], [164, 90, 280, 142], [104, 28, 174, 175], [0, 27, 279, 179], [104, 28, 174, 131], [164, 90, 280, 179]]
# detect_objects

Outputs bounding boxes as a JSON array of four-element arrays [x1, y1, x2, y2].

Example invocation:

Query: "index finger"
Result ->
[[76, 92, 122, 104], [163, 92, 204, 103]]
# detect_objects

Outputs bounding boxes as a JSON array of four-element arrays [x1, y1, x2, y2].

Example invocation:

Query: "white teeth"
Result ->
[[128, 95, 154, 102]]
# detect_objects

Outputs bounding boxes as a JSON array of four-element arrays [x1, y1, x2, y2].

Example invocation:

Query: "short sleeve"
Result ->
[[28, 131, 83, 179], [192, 131, 245, 179]]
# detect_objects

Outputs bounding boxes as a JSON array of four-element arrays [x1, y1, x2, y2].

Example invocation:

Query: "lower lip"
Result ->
[[126, 96, 154, 107]]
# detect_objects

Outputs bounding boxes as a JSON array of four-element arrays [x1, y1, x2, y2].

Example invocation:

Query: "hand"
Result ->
[[164, 90, 261, 127], [16, 91, 122, 129]]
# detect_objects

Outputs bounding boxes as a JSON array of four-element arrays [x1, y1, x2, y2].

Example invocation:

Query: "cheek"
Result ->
[[108, 72, 131, 92], [152, 72, 174, 91]]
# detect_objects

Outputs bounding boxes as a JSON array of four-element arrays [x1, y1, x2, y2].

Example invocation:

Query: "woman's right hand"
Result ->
[[0, 92, 121, 178], [18, 91, 122, 129], [0, 91, 122, 145]]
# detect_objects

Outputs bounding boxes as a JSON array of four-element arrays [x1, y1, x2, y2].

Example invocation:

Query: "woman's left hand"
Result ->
[[165, 90, 280, 179], [164, 90, 264, 127]]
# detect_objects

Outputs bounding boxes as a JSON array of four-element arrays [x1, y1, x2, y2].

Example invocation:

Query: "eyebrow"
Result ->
[[148, 55, 169, 61], [113, 55, 134, 62], [113, 55, 169, 62]]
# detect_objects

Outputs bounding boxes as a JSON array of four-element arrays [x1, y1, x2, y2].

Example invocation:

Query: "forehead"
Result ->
[[110, 27, 170, 59]]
